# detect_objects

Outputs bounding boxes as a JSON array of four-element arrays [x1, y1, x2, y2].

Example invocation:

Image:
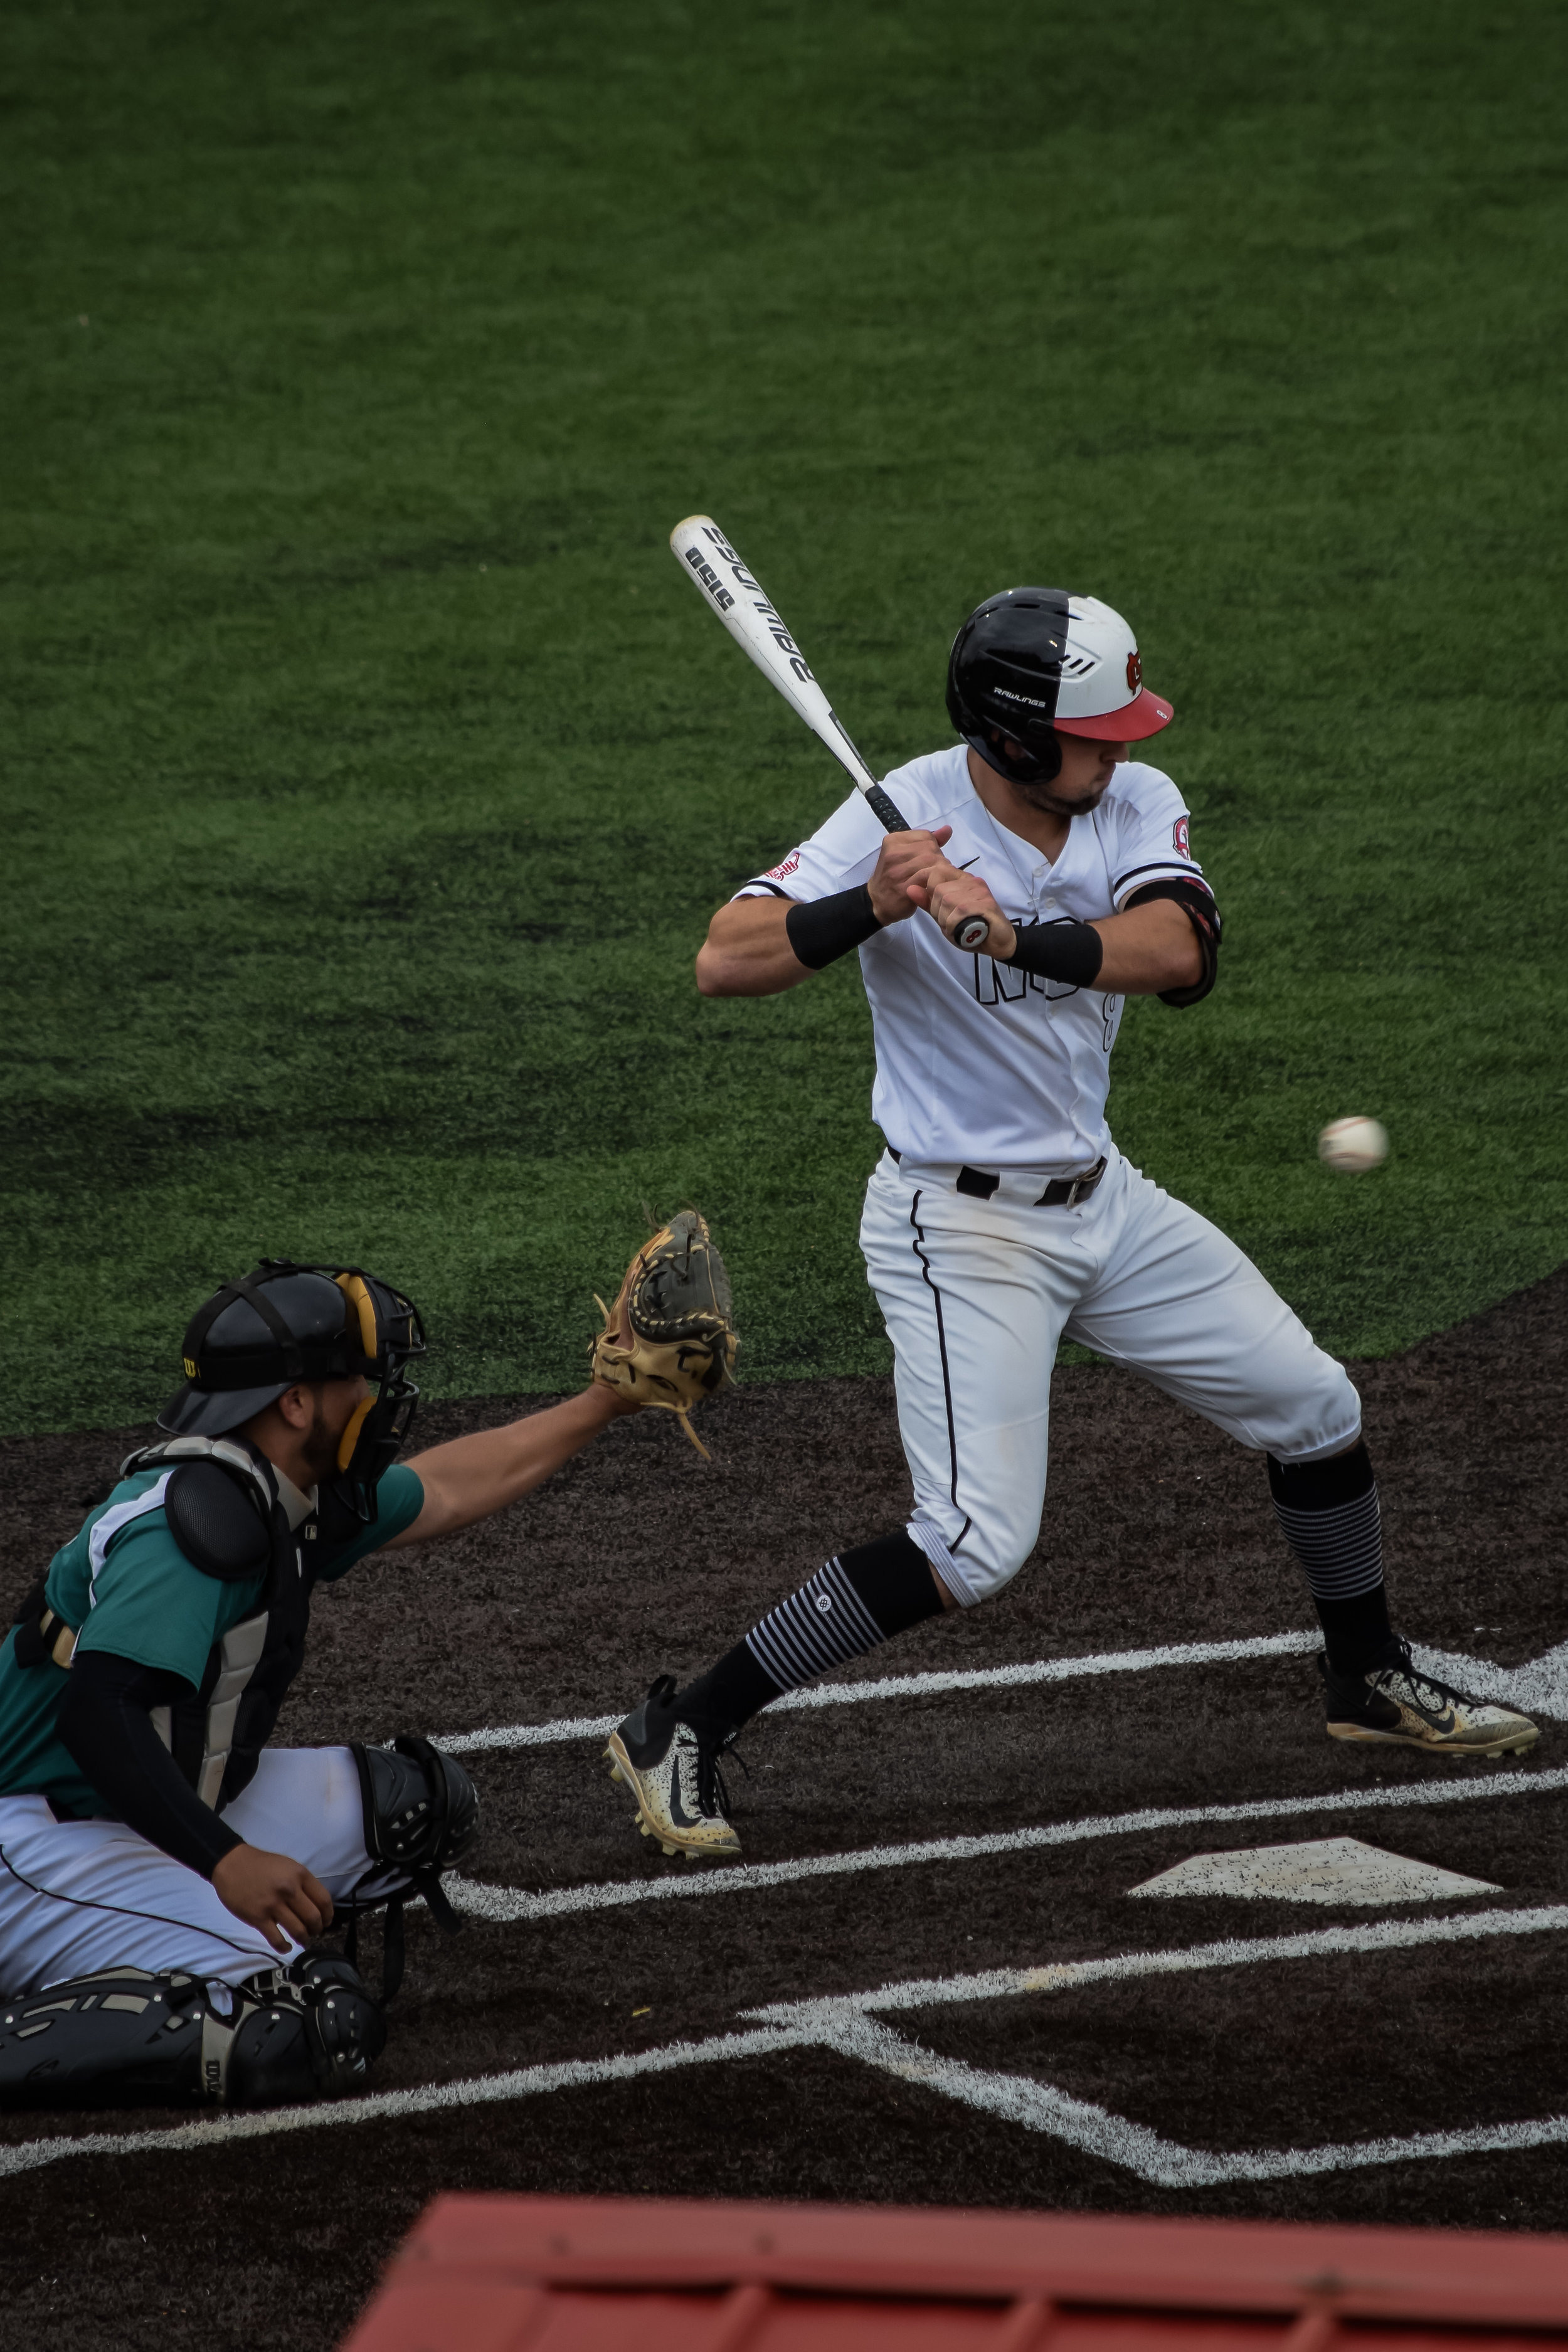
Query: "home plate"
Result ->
[[1128, 1836, 1500, 1906]]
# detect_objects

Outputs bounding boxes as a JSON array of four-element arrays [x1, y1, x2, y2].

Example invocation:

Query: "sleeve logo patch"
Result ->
[[1173, 815, 1190, 857], [765, 850, 803, 881]]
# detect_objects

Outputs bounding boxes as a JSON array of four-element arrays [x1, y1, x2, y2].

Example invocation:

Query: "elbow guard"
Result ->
[[1125, 878, 1222, 1007]]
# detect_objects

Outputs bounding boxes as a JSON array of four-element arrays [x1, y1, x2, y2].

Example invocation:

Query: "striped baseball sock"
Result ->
[[674, 1532, 944, 1742], [1268, 1441, 1394, 1674]]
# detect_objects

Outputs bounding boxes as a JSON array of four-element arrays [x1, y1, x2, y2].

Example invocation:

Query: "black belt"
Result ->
[[887, 1149, 1106, 1207]]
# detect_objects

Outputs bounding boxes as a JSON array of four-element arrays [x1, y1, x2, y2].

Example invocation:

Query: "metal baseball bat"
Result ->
[[669, 515, 992, 953]]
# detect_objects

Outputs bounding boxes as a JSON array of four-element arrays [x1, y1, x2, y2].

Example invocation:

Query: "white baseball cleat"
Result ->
[[603, 1675, 742, 1860], [1321, 1644, 1539, 1759]]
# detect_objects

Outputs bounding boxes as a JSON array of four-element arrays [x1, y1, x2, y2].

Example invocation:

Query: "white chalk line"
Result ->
[[826, 2016, 1568, 2190], [445, 1761, 1568, 1926], [432, 1633, 1323, 1753], [5, 1905, 1565, 2188], [787, 1904, 1568, 2188], [431, 1631, 1568, 1756], [743, 1902, 1568, 2023], [0, 2026, 803, 2185]]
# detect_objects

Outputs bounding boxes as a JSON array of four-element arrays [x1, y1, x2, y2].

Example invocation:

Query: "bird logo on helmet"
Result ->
[[159, 1259, 426, 1523], [947, 588, 1174, 784]]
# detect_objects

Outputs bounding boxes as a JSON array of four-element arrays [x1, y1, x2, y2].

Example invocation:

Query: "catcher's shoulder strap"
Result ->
[[11, 1581, 78, 1670], [11, 1439, 274, 1671], [118, 1441, 324, 1813], [117, 1438, 274, 1584], [13, 1439, 315, 1818]]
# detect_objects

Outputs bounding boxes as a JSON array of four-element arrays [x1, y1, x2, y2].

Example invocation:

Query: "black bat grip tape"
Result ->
[[864, 783, 990, 952], [864, 784, 909, 833]]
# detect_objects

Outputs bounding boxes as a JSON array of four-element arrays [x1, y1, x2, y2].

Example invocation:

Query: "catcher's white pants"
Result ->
[[860, 1147, 1361, 1608], [0, 1747, 400, 1999]]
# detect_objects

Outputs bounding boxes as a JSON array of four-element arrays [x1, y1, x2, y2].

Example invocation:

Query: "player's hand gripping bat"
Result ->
[[669, 516, 992, 954]]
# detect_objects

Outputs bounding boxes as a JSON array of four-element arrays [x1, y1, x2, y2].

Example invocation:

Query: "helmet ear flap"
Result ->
[[946, 588, 1071, 786], [980, 724, 1062, 786], [959, 722, 1063, 788]]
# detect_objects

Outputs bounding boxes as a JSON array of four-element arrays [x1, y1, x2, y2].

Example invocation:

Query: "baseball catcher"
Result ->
[[0, 1242, 694, 2111]]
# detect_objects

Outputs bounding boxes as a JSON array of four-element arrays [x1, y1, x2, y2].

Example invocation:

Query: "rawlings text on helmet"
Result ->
[[948, 587, 1173, 773], [946, 588, 1072, 785]]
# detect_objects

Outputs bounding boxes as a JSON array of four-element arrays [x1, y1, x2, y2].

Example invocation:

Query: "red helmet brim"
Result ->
[[1052, 687, 1174, 743]]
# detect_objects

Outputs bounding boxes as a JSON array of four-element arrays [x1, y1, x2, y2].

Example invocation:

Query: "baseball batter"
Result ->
[[605, 586, 1539, 1860]]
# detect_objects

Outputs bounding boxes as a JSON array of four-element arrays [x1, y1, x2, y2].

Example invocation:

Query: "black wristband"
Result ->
[[1005, 919, 1104, 987], [785, 884, 882, 971]]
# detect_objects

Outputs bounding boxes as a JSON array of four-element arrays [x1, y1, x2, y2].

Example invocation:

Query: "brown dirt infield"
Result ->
[[0, 1265, 1564, 2349]]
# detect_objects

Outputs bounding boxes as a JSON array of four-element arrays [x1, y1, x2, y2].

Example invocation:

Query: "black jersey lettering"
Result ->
[[970, 918, 1082, 1008]]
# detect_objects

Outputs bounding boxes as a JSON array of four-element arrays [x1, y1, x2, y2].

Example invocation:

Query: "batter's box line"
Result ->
[[767, 1902, 1568, 2189], [3, 1904, 1565, 2188], [432, 1632, 1568, 1756], [443, 1761, 1568, 1926], [815, 2015, 1568, 2191]]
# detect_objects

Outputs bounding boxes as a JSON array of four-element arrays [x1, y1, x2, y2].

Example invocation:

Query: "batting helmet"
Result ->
[[160, 1260, 426, 1520], [946, 589, 1174, 785]]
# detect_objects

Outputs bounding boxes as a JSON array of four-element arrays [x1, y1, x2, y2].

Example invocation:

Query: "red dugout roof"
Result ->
[[343, 2193, 1568, 2349]]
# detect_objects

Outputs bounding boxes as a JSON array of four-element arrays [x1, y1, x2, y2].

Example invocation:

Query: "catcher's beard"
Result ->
[[300, 1397, 348, 1485]]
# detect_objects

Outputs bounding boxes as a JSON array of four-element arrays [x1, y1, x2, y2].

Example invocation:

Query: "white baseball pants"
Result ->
[[860, 1147, 1362, 1607], [0, 1747, 402, 2000]]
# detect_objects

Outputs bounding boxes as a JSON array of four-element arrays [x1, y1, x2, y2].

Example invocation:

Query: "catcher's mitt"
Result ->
[[590, 1210, 738, 1455]]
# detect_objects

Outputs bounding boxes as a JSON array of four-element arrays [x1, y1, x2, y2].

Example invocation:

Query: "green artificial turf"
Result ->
[[3, 0, 1565, 1434]]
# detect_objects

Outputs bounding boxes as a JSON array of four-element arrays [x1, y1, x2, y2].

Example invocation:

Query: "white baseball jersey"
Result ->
[[737, 744, 1205, 1172]]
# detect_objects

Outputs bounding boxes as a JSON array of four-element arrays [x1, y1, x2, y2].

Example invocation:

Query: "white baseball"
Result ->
[[1318, 1116, 1389, 1173]]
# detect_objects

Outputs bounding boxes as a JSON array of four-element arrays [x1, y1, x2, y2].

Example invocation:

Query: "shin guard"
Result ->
[[0, 1953, 384, 2111]]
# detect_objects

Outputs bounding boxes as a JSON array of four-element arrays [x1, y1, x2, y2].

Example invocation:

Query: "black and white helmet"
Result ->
[[946, 588, 1174, 783]]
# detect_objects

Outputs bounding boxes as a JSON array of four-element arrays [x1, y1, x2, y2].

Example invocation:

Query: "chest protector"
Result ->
[[117, 1438, 349, 1813]]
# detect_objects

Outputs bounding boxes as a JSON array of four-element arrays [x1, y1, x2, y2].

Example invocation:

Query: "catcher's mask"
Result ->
[[159, 1259, 426, 1523], [946, 588, 1174, 786]]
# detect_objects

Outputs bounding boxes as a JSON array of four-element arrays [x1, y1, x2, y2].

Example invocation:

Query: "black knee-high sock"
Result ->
[[674, 1533, 945, 1740], [1268, 1441, 1395, 1675]]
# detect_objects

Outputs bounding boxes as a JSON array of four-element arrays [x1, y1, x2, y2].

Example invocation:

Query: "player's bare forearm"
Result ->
[[391, 1386, 631, 1546], [696, 897, 813, 997], [697, 828, 956, 998], [1091, 898, 1202, 993]]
